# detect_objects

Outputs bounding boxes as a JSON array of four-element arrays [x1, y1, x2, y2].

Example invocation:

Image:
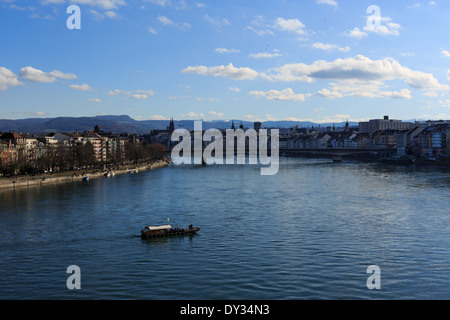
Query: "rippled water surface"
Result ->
[[0, 157, 449, 299]]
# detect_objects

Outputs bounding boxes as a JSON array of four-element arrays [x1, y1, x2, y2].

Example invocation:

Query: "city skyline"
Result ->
[[2, 0, 450, 123]]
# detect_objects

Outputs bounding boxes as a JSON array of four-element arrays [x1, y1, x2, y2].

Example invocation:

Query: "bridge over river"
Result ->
[[279, 148, 396, 162], [167, 147, 396, 162]]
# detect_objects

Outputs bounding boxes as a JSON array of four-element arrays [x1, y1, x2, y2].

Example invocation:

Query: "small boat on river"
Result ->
[[141, 224, 200, 239]]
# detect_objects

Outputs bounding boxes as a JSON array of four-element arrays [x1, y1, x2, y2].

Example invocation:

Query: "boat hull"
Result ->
[[141, 227, 200, 239]]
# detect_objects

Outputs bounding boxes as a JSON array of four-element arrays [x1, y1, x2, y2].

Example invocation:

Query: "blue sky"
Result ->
[[1, 0, 450, 123]]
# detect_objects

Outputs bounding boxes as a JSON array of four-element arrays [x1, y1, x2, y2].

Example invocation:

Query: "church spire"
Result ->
[[169, 117, 175, 133]]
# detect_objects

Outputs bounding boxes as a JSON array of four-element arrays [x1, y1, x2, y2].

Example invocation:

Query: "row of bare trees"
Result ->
[[0, 141, 167, 176]]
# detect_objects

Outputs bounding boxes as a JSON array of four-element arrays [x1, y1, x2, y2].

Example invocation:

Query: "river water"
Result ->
[[0, 157, 449, 299]]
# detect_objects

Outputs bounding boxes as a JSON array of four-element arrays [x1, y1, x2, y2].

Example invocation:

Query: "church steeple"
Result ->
[[169, 118, 175, 133], [231, 120, 235, 130], [239, 121, 244, 129]]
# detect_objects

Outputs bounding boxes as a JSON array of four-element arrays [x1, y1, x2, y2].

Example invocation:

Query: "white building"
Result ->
[[359, 116, 413, 133]]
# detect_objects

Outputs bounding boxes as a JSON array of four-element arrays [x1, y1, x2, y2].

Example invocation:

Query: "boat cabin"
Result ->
[[141, 225, 172, 236], [141, 224, 200, 239]]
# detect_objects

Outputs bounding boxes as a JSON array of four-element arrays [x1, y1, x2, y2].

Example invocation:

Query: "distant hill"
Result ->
[[0, 115, 356, 134]]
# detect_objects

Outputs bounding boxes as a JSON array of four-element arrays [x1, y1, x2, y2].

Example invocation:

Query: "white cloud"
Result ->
[[136, 89, 155, 96], [249, 88, 306, 102], [346, 27, 368, 39], [104, 10, 117, 18], [407, 1, 436, 9], [157, 15, 190, 30], [245, 25, 275, 36], [265, 114, 277, 121], [378, 89, 412, 99], [204, 14, 230, 28], [48, 70, 78, 80], [273, 17, 306, 35], [363, 16, 401, 36], [316, 80, 412, 99], [438, 99, 450, 108], [316, 0, 338, 7], [108, 89, 124, 95], [11, 110, 49, 117], [244, 16, 275, 36], [195, 96, 217, 101], [69, 83, 94, 91], [148, 26, 157, 34], [311, 42, 350, 52], [20, 66, 77, 83], [149, 115, 169, 120], [179, 22, 191, 30], [90, 9, 105, 20], [229, 87, 240, 92], [70, 0, 126, 10], [145, 0, 172, 7], [423, 91, 438, 97], [215, 48, 240, 54], [157, 15, 174, 25], [315, 88, 344, 99], [144, 0, 188, 9], [7, 4, 27, 10], [441, 50, 450, 58], [89, 9, 120, 21], [407, 3, 421, 9], [182, 63, 259, 80], [108, 89, 154, 98], [129, 94, 148, 99], [208, 111, 224, 117], [181, 112, 205, 118], [249, 52, 282, 58], [265, 55, 449, 92], [89, 98, 102, 103], [41, 0, 65, 4], [404, 72, 448, 91], [0, 67, 24, 91], [182, 55, 448, 100]]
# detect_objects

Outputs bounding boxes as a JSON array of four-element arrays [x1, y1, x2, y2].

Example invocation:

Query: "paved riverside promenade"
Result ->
[[0, 159, 170, 190]]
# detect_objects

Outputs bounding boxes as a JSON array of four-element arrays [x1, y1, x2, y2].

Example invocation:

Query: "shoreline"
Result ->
[[281, 153, 450, 168], [0, 158, 171, 190]]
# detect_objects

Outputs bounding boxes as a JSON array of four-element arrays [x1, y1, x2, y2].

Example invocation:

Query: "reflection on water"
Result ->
[[0, 157, 449, 299]]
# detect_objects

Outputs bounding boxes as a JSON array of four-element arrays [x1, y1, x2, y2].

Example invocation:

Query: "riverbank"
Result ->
[[0, 158, 171, 190], [281, 153, 450, 168], [414, 157, 450, 169]]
